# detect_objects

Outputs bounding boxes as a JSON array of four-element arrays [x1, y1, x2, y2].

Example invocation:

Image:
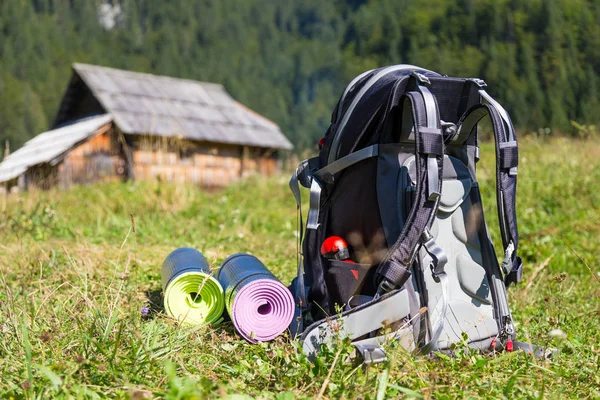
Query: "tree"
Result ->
[[0, 0, 597, 153]]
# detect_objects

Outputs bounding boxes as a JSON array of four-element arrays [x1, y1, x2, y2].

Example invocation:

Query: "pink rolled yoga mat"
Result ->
[[218, 253, 294, 342]]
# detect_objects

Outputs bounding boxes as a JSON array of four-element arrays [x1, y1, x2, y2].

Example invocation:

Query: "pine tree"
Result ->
[[0, 0, 598, 152]]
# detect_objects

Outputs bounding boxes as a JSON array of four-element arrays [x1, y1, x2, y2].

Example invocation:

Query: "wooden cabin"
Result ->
[[0, 64, 293, 191]]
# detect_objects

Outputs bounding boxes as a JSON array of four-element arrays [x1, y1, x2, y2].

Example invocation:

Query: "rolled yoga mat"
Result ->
[[162, 248, 225, 325], [218, 253, 294, 342]]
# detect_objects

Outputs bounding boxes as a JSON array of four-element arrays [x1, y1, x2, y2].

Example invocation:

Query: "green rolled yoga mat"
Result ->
[[162, 248, 224, 325]]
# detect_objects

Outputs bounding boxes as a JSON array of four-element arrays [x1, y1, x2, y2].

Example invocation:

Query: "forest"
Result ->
[[0, 0, 598, 153]]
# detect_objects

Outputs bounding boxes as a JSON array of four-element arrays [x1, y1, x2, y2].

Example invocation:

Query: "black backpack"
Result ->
[[289, 65, 546, 363]]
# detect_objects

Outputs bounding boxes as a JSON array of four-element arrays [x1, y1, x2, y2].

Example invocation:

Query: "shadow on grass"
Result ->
[[143, 288, 237, 337], [145, 288, 164, 316]]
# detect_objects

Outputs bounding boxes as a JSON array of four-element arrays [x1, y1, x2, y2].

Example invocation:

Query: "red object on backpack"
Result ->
[[506, 340, 514, 352], [321, 236, 354, 263]]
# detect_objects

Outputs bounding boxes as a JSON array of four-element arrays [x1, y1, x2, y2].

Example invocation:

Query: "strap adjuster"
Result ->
[[500, 241, 515, 275], [499, 141, 518, 170], [375, 278, 396, 299], [501, 240, 523, 287], [421, 230, 448, 279], [411, 71, 431, 85], [467, 78, 487, 88], [353, 343, 387, 364], [441, 120, 457, 142], [505, 257, 523, 287]]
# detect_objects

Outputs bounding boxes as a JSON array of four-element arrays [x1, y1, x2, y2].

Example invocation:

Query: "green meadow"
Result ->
[[0, 136, 598, 399]]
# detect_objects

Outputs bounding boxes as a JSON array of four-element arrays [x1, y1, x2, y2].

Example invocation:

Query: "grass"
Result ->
[[0, 136, 599, 399]]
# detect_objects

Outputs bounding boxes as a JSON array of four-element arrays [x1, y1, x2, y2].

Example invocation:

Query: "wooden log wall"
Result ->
[[131, 138, 279, 187], [19, 128, 281, 190], [58, 127, 126, 188], [25, 164, 60, 190]]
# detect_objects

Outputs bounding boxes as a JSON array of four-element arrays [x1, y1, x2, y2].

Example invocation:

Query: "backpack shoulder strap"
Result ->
[[375, 73, 446, 293], [454, 81, 522, 286]]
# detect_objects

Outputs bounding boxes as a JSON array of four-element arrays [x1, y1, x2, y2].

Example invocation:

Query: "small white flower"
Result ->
[[548, 329, 567, 339], [237, 232, 244, 238]]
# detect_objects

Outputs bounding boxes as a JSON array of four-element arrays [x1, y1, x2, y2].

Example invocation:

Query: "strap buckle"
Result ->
[[467, 78, 487, 88], [505, 257, 523, 287], [306, 178, 322, 230], [503, 315, 515, 337], [511, 340, 556, 359], [427, 155, 441, 201], [353, 343, 387, 364], [501, 241, 523, 286], [500, 241, 515, 275], [410, 71, 431, 85], [440, 120, 457, 142], [375, 279, 396, 299], [421, 230, 448, 280]]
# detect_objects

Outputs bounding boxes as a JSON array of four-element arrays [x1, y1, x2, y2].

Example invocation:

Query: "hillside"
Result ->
[[0, 136, 598, 398], [1, 0, 599, 154]]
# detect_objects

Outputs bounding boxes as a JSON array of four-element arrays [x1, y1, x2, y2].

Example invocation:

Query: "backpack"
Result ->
[[289, 65, 545, 363]]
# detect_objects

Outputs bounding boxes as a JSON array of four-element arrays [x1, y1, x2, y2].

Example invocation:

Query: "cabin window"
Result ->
[[179, 147, 194, 165]]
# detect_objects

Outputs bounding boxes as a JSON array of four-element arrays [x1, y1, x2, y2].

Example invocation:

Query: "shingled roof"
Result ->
[[0, 115, 112, 184], [54, 63, 293, 150]]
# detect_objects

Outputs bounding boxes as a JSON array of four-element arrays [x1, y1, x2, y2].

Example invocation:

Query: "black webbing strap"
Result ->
[[454, 97, 522, 286], [375, 84, 444, 290], [289, 157, 320, 336]]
